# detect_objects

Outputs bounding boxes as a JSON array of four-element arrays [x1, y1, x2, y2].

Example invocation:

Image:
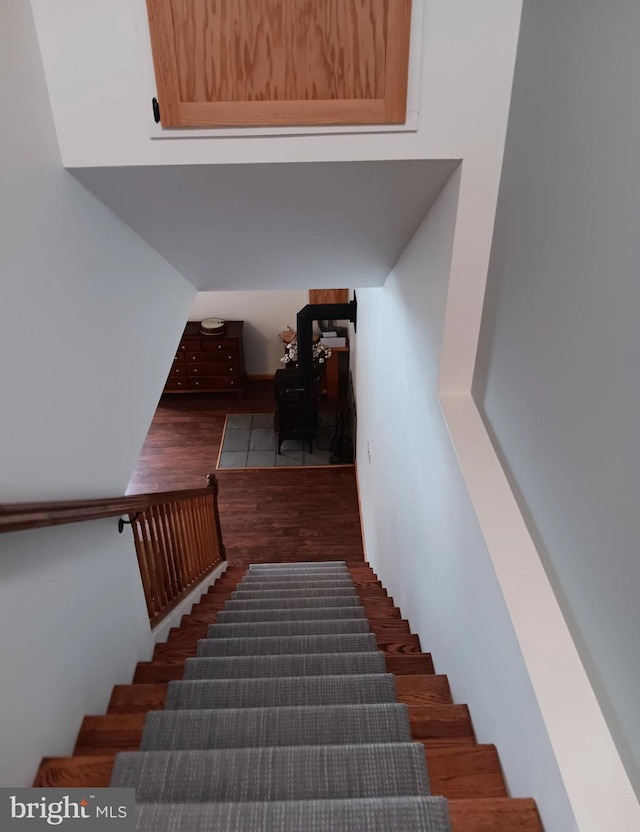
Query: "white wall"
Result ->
[[190, 291, 309, 375], [0, 0, 193, 785], [0, 522, 152, 787], [29, 0, 522, 169], [0, 0, 194, 501], [475, 0, 640, 801], [352, 173, 577, 831]]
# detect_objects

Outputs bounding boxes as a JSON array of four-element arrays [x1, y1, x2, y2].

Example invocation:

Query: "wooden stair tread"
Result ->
[[409, 703, 474, 741], [32, 559, 542, 828], [108, 683, 168, 714], [448, 798, 543, 832], [74, 701, 474, 755], [385, 654, 434, 674], [395, 675, 452, 706], [36, 746, 506, 802], [427, 745, 507, 799], [74, 714, 145, 755], [34, 756, 114, 788], [135, 652, 435, 684]]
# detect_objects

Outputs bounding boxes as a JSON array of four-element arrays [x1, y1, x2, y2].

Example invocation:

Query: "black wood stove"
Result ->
[[274, 299, 357, 455]]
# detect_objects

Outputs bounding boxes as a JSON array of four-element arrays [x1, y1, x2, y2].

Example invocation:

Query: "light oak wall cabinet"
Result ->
[[146, 0, 412, 128]]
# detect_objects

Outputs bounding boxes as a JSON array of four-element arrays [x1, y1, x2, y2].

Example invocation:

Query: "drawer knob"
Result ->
[[195, 381, 199, 386], [194, 368, 198, 373], [181, 345, 185, 350], [177, 382, 182, 387], [230, 380, 234, 385], [229, 367, 233, 372], [217, 345, 222, 350]]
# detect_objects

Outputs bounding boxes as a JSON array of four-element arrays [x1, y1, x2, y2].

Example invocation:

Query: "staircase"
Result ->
[[34, 561, 543, 832]]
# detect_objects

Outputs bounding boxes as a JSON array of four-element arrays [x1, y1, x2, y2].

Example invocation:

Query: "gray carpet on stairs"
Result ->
[[140, 704, 412, 750], [240, 573, 353, 581], [196, 633, 378, 656], [111, 743, 430, 802], [135, 797, 451, 832], [183, 651, 386, 679], [248, 561, 348, 569], [222, 596, 362, 610], [232, 587, 359, 599], [110, 561, 451, 832], [165, 674, 397, 709], [237, 579, 357, 589], [215, 606, 366, 623], [206, 619, 370, 638]]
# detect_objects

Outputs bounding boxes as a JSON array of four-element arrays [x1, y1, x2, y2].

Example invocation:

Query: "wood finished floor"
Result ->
[[127, 383, 364, 566]]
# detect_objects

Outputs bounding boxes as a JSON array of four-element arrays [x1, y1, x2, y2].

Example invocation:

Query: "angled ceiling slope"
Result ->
[[73, 160, 458, 291]]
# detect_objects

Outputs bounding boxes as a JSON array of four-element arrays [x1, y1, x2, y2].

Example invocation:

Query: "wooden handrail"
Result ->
[[0, 484, 216, 534], [0, 476, 226, 626]]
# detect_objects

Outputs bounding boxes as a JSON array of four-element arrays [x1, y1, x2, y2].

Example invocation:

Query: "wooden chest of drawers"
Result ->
[[164, 320, 246, 395]]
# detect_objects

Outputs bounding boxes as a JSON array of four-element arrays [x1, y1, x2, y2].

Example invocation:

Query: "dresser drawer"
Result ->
[[188, 362, 239, 377], [200, 338, 238, 353], [186, 350, 237, 363], [164, 378, 188, 391], [165, 320, 245, 395], [178, 339, 201, 353], [187, 376, 240, 391]]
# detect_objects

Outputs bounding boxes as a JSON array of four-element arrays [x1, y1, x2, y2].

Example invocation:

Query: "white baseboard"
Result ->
[[151, 561, 228, 644]]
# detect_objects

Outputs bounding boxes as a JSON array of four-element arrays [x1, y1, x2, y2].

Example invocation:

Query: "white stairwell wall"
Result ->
[[474, 0, 640, 808], [0, 0, 194, 786], [352, 172, 577, 832]]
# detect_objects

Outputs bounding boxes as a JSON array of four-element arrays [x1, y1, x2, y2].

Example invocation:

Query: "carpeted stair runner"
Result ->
[[140, 704, 412, 749], [111, 561, 452, 831], [196, 632, 378, 656], [182, 651, 385, 678]]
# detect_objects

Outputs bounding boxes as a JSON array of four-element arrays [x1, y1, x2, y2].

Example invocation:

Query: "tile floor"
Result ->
[[217, 412, 341, 469]]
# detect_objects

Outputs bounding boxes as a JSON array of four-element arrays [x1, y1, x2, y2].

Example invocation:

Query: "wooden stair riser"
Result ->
[[193, 598, 401, 619], [134, 652, 436, 684], [32, 559, 543, 830], [107, 676, 451, 716], [36, 744, 505, 801], [32, 755, 542, 832], [153, 635, 424, 662], [73, 701, 473, 756]]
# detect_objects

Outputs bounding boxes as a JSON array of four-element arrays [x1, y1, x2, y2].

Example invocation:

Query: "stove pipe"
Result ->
[[296, 299, 357, 396]]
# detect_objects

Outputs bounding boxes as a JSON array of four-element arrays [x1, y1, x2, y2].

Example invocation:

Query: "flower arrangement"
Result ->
[[280, 326, 332, 367]]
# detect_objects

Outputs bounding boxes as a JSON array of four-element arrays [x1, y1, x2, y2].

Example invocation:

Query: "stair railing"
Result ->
[[0, 474, 226, 626]]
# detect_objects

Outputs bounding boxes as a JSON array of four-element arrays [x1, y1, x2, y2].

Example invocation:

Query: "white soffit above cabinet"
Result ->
[[72, 158, 458, 291]]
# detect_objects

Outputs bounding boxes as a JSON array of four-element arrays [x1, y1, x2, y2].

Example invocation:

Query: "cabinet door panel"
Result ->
[[146, 0, 411, 127]]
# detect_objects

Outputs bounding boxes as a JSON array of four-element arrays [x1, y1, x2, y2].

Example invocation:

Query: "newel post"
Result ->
[[206, 473, 226, 560]]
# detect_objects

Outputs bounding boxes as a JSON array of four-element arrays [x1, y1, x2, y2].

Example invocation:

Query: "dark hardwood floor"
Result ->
[[127, 383, 364, 565]]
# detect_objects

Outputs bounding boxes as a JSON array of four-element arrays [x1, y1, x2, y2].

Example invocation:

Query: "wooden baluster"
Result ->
[[159, 502, 180, 595], [141, 509, 167, 612], [170, 501, 191, 586], [206, 473, 226, 560], [176, 501, 195, 586], [202, 494, 216, 566], [158, 503, 180, 602], [196, 496, 209, 572], [184, 499, 199, 578], [148, 506, 172, 607], [165, 502, 186, 593], [131, 514, 156, 619]]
